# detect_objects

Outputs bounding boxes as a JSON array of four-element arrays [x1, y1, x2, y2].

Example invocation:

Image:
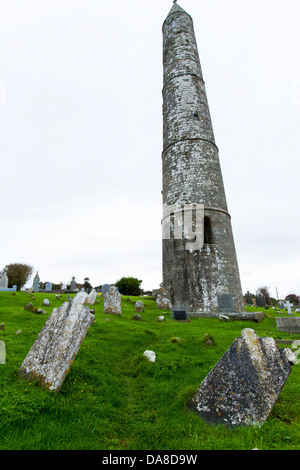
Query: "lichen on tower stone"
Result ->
[[162, 3, 246, 316]]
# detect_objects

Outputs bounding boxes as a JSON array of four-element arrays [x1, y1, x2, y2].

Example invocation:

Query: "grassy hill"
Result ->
[[0, 291, 299, 450]]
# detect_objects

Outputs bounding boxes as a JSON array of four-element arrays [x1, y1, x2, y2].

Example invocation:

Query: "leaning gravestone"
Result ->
[[87, 288, 97, 305], [104, 286, 121, 315], [188, 328, 297, 427], [19, 292, 95, 392]]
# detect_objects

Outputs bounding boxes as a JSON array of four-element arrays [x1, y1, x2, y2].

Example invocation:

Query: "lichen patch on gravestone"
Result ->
[[188, 328, 297, 427]]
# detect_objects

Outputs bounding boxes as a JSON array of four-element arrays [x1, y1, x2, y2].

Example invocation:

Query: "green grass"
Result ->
[[0, 291, 299, 450]]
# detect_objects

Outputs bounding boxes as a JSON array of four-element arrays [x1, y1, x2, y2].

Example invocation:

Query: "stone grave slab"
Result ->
[[276, 317, 300, 334], [19, 292, 94, 391], [188, 328, 297, 427]]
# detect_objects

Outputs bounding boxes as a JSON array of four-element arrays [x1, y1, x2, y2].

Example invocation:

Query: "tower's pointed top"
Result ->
[[167, 2, 188, 16]]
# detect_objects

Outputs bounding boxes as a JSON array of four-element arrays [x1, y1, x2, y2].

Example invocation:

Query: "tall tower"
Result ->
[[162, 2, 245, 316]]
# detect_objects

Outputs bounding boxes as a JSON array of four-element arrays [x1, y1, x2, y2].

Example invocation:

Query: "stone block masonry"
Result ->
[[162, 3, 245, 315]]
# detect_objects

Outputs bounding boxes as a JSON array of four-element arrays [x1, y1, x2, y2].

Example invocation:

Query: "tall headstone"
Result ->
[[45, 282, 52, 291], [70, 276, 77, 291], [19, 292, 95, 392], [104, 286, 121, 315], [32, 272, 40, 292], [255, 294, 266, 308], [161, 3, 245, 316], [189, 328, 297, 426]]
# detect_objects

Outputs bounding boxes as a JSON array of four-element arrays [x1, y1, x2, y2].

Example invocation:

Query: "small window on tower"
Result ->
[[204, 216, 213, 244], [171, 20, 176, 28], [193, 113, 199, 121]]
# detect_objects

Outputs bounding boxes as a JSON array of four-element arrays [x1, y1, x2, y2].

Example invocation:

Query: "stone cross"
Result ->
[[284, 301, 293, 315], [70, 276, 77, 291]]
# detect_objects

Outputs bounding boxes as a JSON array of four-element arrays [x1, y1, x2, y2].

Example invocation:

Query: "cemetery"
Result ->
[[0, 289, 299, 450], [0, 0, 299, 455]]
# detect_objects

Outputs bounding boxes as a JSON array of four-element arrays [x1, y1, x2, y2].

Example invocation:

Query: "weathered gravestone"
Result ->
[[156, 288, 172, 310], [276, 317, 300, 334], [135, 301, 144, 312], [188, 328, 297, 427], [104, 286, 121, 315], [19, 292, 95, 391], [255, 294, 266, 308], [278, 300, 285, 310], [45, 282, 52, 291], [32, 272, 40, 292], [87, 288, 97, 305]]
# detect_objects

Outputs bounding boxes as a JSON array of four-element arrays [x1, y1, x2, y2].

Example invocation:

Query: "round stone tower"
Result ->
[[162, 2, 245, 316]]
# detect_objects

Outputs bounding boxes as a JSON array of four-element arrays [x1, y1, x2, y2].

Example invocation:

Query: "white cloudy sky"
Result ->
[[0, 0, 299, 299]]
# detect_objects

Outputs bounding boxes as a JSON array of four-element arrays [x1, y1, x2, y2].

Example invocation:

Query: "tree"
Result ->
[[256, 286, 271, 305], [4, 263, 33, 291], [115, 277, 142, 296], [83, 277, 92, 291], [285, 294, 298, 304]]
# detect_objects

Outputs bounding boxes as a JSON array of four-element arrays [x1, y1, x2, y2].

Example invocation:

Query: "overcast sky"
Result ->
[[0, 0, 299, 299]]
